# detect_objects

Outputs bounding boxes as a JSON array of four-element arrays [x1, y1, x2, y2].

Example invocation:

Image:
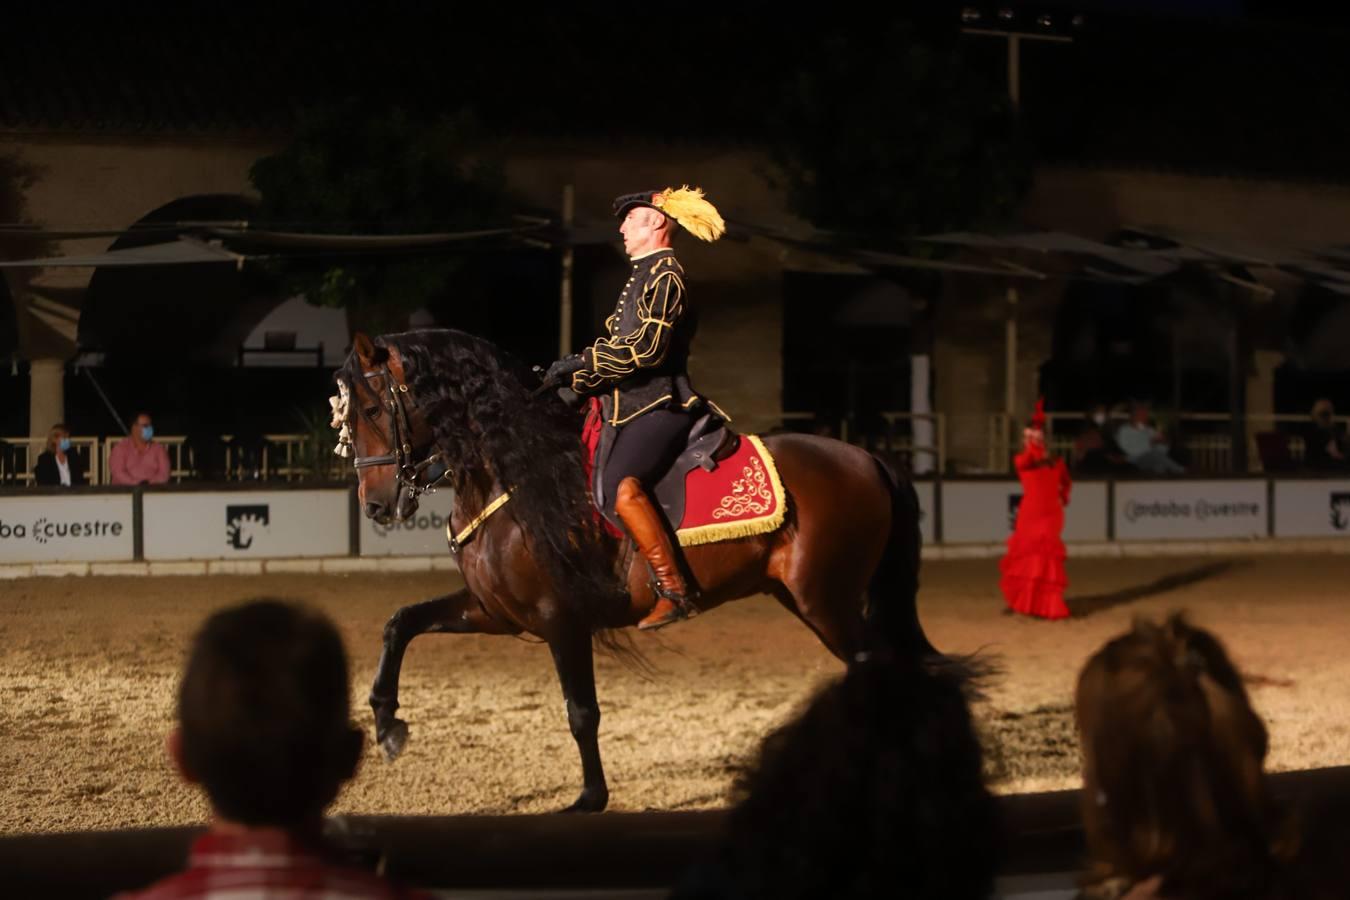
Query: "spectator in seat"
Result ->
[[1073, 404, 1132, 475], [33, 423, 86, 487], [109, 411, 171, 485], [1115, 401, 1185, 476], [115, 600, 430, 900], [1304, 399, 1348, 471], [1074, 614, 1316, 900]]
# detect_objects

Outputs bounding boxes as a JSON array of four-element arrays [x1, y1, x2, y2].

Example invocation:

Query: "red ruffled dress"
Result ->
[[999, 445, 1072, 619]]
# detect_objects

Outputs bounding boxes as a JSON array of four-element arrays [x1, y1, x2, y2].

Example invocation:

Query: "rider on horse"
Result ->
[[544, 186, 726, 631]]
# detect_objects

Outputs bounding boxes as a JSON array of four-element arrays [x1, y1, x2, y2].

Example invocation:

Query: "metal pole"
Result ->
[[559, 184, 575, 358], [1172, 328, 1182, 410], [82, 366, 127, 434], [1229, 316, 1246, 473], [1005, 27, 1019, 436], [961, 20, 1073, 472], [1005, 286, 1018, 421]]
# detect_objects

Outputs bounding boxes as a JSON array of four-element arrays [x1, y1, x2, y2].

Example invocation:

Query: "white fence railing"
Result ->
[[1043, 412, 1349, 476], [778, 412, 946, 473], [1, 434, 330, 486], [6, 413, 1347, 484], [777, 411, 1350, 475]]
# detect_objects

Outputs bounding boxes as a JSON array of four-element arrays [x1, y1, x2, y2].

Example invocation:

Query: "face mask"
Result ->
[[140, 425, 154, 440], [1092, 413, 1106, 426], [58, 437, 72, 452]]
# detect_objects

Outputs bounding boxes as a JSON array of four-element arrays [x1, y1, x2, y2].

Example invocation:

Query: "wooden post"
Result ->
[[559, 184, 575, 358]]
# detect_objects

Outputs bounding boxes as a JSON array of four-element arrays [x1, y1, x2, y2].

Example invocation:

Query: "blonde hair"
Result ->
[[1076, 614, 1296, 899]]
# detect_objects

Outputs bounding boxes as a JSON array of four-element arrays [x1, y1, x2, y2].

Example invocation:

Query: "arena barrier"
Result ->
[[917, 474, 1350, 544], [1, 476, 1348, 569], [5, 766, 1348, 898]]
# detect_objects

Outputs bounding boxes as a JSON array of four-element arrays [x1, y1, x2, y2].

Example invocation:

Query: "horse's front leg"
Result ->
[[370, 587, 515, 760], [548, 625, 608, 813]]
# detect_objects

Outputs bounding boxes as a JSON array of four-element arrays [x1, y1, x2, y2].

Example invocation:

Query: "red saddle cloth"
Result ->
[[581, 399, 787, 547]]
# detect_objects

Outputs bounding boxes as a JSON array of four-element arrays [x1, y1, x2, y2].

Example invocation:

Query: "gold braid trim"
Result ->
[[572, 270, 684, 391]]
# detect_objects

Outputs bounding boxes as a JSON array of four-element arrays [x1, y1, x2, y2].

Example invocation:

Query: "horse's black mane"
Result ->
[[343, 328, 623, 623]]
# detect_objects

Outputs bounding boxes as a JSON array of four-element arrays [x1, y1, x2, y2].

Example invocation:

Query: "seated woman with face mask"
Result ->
[[33, 424, 87, 487]]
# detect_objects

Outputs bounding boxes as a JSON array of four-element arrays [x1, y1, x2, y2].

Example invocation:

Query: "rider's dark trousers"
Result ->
[[601, 408, 700, 510]]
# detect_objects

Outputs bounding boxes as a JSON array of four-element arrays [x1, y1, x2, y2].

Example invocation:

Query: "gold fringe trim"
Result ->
[[653, 186, 726, 243], [677, 435, 786, 547]]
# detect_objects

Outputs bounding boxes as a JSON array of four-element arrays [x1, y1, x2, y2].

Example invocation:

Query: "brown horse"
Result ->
[[339, 329, 935, 812]]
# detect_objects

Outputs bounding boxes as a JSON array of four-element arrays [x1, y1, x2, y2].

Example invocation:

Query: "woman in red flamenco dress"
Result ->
[[1000, 399, 1072, 619]]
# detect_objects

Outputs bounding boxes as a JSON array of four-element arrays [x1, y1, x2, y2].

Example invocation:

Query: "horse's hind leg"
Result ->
[[770, 583, 867, 663], [369, 587, 516, 760], [547, 624, 608, 813]]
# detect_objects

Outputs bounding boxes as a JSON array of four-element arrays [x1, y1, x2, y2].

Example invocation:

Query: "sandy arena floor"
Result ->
[[1, 554, 1348, 834]]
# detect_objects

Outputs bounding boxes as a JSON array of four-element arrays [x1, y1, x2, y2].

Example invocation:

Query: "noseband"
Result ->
[[349, 364, 451, 499]]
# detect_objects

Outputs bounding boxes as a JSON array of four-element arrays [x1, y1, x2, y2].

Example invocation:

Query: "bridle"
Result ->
[[330, 350, 512, 551], [343, 363, 451, 500]]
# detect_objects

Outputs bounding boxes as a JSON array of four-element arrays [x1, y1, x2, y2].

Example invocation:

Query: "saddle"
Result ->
[[651, 413, 740, 533], [584, 403, 734, 532], [584, 398, 787, 549]]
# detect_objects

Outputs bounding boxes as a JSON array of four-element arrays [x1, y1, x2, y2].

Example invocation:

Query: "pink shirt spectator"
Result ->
[[114, 830, 432, 900], [110, 438, 171, 485]]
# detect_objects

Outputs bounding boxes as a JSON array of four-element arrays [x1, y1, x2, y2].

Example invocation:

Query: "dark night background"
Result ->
[[2, 1, 1349, 439]]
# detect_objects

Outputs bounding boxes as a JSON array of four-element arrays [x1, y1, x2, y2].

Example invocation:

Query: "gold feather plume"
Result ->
[[653, 185, 726, 242]]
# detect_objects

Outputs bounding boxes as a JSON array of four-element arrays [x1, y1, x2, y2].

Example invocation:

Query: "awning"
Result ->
[[917, 230, 1180, 279], [7, 220, 1350, 298], [0, 238, 244, 268], [205, 223, 542, 250], [727, 220, 1051, 280], [0, 221, 548, 268]]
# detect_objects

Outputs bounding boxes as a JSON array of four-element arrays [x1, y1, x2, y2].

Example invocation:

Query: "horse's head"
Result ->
[[334, 333, 445, 525]]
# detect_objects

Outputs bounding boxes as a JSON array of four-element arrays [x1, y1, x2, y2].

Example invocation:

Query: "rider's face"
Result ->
[[620, 207, 669, 257]]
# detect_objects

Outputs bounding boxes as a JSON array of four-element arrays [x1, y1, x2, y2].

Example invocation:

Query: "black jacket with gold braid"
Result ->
[[568, 247, 704, 427]]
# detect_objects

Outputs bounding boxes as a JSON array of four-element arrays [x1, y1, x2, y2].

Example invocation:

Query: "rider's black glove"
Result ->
[[543, 353, 585, 385]]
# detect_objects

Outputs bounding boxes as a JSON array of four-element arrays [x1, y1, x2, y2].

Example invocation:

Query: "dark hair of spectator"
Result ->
[[178, 600, 359, 826], [1075, 613, 1299, 900], [702, 655, 999, 900]]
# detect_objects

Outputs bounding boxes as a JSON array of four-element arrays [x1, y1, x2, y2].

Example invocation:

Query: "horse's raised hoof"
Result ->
[[378, 718, 410, 761], [559, 787, 609, 814]]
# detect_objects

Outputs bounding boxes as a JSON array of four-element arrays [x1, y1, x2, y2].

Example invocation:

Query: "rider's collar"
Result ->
[[629, 246, 674, 263]]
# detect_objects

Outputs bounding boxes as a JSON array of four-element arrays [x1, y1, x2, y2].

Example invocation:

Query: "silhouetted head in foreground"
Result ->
[[1076, 613, 1300, 900], [677, 654, 998, 900], [170, 600, 363, 828]]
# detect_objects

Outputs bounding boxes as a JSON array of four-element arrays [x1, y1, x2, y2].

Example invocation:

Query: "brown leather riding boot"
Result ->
[[614, 476, 698, 630]]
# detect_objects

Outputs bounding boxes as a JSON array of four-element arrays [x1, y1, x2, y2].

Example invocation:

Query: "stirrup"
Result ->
[[649, 580, 699, 617]]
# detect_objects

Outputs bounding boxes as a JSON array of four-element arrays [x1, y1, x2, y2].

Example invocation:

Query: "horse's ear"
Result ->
[[353, 332, 375, 362], [352, 332, 388, 366]]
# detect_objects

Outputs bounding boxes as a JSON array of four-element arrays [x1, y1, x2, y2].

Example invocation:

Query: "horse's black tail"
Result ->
[[864, 455, 937, 659], [866, 456, 1000, 696]]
